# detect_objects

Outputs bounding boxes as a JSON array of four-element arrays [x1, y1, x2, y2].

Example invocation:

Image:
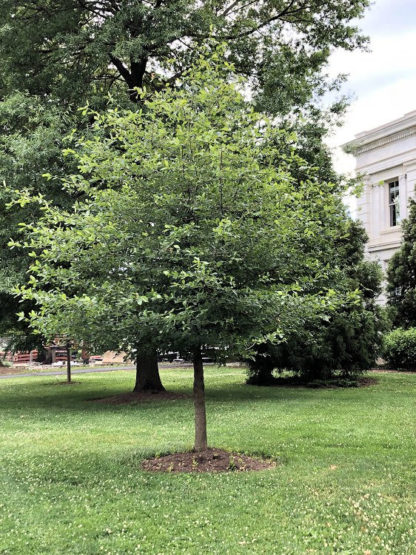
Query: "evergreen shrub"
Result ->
[[383, 328, 416, 370], [247, 222, 386, 385]]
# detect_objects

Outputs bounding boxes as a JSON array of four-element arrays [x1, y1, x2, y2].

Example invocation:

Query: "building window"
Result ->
[[388, 180, 400, 227]]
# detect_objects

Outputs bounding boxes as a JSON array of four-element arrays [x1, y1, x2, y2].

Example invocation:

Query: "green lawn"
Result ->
[[0, 362, 134, 375], [1, 368, 415, 554]]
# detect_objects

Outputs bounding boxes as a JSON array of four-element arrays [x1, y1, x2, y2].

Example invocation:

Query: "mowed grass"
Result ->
[[0, 362, 134, 375], [1, 368, 416, 554]]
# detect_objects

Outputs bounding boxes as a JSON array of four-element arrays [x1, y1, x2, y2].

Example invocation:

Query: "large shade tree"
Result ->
[[17, 51, 352, 449], [0, 1, 369, 105]]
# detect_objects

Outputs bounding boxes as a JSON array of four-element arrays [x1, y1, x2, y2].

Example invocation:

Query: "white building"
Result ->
[[344, 110, 416, 272]]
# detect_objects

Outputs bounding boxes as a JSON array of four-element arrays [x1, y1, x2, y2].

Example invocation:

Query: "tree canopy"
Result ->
[[0, 0, 371, 355], [16, 50, 355, 447], [0, 0, 369, 108]]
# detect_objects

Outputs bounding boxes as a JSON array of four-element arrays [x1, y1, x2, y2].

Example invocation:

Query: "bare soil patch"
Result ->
[[0, 367, 24, 376], [142, 448, 276, 473], [359, 377, 378, 387], [297, 377, 378, 389], [90, 391, 188, 405]]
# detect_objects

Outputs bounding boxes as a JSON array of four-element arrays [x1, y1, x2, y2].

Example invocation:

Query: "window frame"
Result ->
[[388, 179, 400, 227]]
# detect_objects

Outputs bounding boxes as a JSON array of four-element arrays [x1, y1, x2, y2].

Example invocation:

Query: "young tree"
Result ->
[[387, 199, 416, 327], [17, 51, 348, 450]]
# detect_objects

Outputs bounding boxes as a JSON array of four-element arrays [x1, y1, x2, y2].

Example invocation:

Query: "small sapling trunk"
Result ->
[[193, 347, 208, 451]]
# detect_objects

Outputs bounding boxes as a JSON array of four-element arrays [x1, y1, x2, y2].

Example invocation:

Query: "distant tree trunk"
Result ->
[[81, 346, 90, 365], [193, 347, 208, 452], [66, 342, 72, 384], [133, 350, 165, 392]]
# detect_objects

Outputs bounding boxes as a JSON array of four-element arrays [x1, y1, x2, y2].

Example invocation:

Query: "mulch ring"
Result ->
[[142, 448, 276, 473], [89, 391, 188, 405]]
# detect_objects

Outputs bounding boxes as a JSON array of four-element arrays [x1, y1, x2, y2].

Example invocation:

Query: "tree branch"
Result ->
[[223, 0, 301, 40], [108, 53, 133, 88]]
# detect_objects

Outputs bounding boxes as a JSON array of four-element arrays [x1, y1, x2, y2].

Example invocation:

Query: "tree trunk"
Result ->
[[133, 350, 165, 392], [193, 347, 208, 452], [66, 342, 72, 384]]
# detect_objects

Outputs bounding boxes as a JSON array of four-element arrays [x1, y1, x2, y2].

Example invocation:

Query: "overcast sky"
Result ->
[[327, 0, 416, 175]]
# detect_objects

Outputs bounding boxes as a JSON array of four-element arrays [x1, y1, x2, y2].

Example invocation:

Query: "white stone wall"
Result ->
[[346, 113, 416, 270], [344, 112, 416, 303]]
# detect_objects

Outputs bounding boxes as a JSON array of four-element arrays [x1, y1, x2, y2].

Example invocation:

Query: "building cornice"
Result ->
[[352, 147, 416, 175], [353, 127, 416, 155], [368, 238, 402, 253], [343, 110, 416, 155]]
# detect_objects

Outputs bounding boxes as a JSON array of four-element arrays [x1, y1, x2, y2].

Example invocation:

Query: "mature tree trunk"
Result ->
[[133, 350, 165, 392], [66, 342, 72, 384], [193, 347, 208, 452]]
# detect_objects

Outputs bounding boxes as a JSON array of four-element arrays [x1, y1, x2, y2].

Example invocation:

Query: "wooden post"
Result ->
[[66, 341, 72, 384]]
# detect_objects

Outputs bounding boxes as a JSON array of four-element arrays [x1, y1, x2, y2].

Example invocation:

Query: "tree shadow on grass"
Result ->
[[0, 377, 192, 412], [0, 376, 364, 413]]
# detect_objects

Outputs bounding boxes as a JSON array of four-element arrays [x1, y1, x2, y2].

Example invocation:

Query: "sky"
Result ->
[[327, 0, 416, 175]]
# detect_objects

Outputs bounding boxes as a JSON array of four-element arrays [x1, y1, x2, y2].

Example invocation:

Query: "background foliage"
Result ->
[[247, 221, 385, 383], [383, 328, 416, 371], [387, 199, 416, 328]]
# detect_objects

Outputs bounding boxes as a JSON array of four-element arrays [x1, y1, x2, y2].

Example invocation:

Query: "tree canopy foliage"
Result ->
[[247, 220, 385, 384], [0, 94, 75, 351], [0, 0, 369, 107], [0, 0, 371, 354], [15, 51, 358, 447], [387, 199, 416, 327]]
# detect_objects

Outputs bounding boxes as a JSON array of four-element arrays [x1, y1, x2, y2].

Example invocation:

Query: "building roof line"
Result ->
[[343, 110, 416, 153]]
